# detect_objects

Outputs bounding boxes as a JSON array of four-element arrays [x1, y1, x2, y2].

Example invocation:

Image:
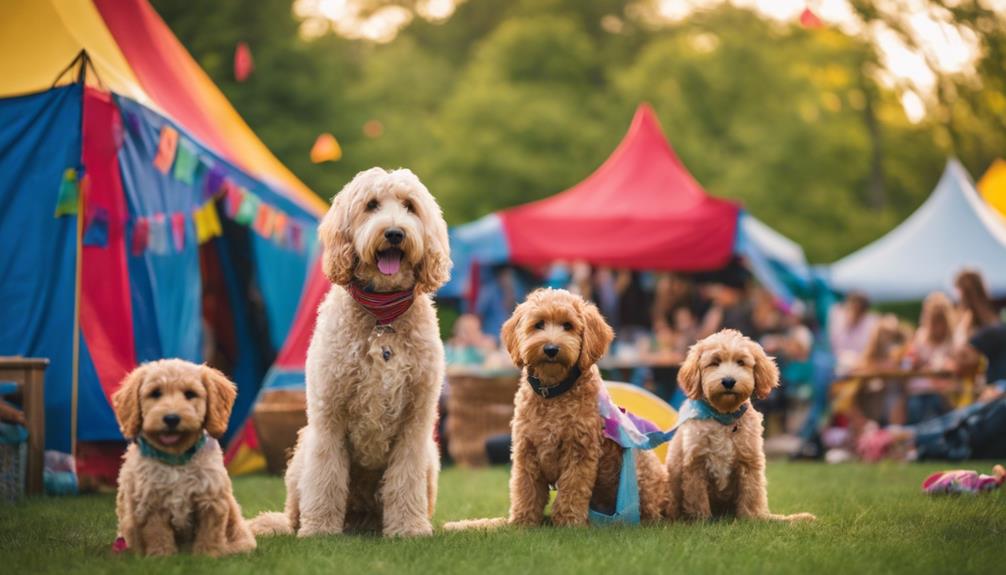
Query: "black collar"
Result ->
[[526, 365, 582, 399]]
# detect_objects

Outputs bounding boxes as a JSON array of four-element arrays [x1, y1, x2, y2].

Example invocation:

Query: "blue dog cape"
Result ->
[[588, 391, 747, 525]]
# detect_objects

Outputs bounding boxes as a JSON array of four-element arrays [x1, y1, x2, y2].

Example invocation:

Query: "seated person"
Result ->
[[445, 313, 497, 366], [901, 293, 956, 424]]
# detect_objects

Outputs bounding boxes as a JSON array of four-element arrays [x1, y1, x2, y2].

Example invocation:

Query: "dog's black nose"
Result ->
[[543, 344, 560, 358], [163, 414, 181, 428], [384, 228, 404, 245], [721, 377, 736, 390]]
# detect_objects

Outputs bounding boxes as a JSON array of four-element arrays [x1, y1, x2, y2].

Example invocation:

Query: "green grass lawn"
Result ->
[[1, 462, 1003, 574]]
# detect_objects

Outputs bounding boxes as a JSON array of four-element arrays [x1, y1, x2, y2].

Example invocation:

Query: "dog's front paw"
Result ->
[[383, 518, 433, 538], [297, 522, 344, 538], [550, 512, 588, 527]]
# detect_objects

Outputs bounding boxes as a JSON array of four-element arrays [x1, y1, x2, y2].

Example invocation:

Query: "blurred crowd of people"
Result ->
[[444, 262, 1006, 462]]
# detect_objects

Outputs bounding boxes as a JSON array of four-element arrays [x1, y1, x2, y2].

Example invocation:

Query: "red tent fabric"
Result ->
[[500, 104, 739, 271]]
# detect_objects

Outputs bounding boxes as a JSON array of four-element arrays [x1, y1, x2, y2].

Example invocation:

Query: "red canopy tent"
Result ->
[[500, 103, 739, 270]]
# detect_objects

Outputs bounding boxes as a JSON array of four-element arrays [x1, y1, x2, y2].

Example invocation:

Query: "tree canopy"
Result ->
[[152, 0, 1003, 263]]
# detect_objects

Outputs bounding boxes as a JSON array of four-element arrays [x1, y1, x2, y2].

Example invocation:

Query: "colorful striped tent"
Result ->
[[0, 0, 325, 470]]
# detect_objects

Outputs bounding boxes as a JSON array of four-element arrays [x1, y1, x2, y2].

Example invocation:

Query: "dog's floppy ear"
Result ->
[[414, 195, 452, 294], [201, 365, 237, 439], [678, 343, 705, 400], [501, 302, 527, 368], [578, 300, 614, 370], [319, 191, 356, 286], [751, 341, 780, 400], [113, 365, 146, 439]]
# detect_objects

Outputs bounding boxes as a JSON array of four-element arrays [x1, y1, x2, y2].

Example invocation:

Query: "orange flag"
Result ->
[[235, 42, 254, 82], [311, 133, 342, 163], [153, 125, 179, 174]]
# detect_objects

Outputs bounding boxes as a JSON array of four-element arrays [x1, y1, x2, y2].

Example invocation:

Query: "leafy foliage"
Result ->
[[152, 0, 1002, 263]]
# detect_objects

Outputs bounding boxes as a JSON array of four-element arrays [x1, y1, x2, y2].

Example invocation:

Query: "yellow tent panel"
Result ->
[[978, 158, 1006, 218]]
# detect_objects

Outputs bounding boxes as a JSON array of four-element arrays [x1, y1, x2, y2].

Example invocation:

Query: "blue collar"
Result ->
[[678, 399, 748, 427], [137, 433, 207, 466]]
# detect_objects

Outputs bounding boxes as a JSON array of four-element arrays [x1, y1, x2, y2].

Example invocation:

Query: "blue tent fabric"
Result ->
[[252, 233, 310, 350], [441, 214, 510, 299], [829, 159, 1006, 302], [0, 85, 82, 452]]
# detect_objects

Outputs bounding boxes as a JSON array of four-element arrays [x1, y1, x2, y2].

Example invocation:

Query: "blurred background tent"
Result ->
[[0, 0, 325, 481], [827, 159, 1006, 302], [443, 104, 811, 308]]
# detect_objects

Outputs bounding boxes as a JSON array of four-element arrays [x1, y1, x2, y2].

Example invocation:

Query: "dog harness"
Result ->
[[589, 394, 749, 525], [347, 283, 415, 326], [136, 432, 208, 466], [525, 365, 582, 399]]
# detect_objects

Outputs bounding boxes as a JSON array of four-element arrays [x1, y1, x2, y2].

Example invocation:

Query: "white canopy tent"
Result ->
[[828, 159, 1006, 302]]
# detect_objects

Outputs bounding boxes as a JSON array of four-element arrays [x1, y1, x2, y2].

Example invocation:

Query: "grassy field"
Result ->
[[1, 462, 1004, 574]]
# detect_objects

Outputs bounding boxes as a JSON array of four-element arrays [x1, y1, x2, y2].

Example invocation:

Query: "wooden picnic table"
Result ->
[[834, 369, 956, 384]]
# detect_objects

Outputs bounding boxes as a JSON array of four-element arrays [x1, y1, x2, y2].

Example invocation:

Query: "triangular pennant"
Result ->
[[235, 190, 260, 225], [288, 223, 303, 251], [271, 212, 288, 245], [253, 203, 275, 237], [204, 163, 226, 201], [172, 139, 199, 185], [171, 213, 187, 252], [223, 180, 242, 217], [131, 217, 149, 256], [54, 168, 80, 217], [153, 125, 180, 174], [204, 201, 223, 240], [149, 214, 169, 255]]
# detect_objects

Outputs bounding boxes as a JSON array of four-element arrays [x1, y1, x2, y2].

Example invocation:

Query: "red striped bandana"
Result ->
[[347, 283, 416, 326]]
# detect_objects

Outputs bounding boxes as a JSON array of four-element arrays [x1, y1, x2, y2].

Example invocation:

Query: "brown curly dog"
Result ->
[[445, 289, 667, 530], [113, 359, 255, 556], [664, 329, 815, 523]]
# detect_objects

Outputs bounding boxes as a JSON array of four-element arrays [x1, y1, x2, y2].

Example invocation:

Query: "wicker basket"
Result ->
[[252, 390, 307, 475], [446, 374, 519, 467]]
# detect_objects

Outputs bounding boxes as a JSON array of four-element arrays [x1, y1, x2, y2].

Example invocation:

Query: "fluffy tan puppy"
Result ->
[[665, 329, 815, 522], [113, 359, 255, 556], [445, 289, 667, 530], [251, 167, 451, 538]]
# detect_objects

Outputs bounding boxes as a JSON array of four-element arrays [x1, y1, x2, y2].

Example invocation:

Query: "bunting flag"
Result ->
[[289, 224, 303, 251], [234, 41, 254, 82], [800, 7, 823, 28], [131, 217, 149, 256], [253, 202, 274, 237], [310, 133, 342, 163], [224, 180, 242, 217], [172, 139, 199, 185], [194, 201, 223, 244], [235, 190, 260, 225], [271, 212, 288, 244], [204, 163, 226, 201], [153, 125, 179, 174], [54, 167, 80, 217], [170, 212, 186, 252], [83, 206, 110, 247], [148, 213, 169, 255]]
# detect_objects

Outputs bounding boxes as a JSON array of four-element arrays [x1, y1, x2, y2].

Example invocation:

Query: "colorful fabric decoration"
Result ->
[[234, 41, 254, 82], [170, 212, 186, 252], [271, 212, 288, 244], [204, 163, 226, 201], [589, 395, 748, 525], [800, 7, 823, 28], [131, 217, 149, 256], [194, 202, 223, 244], [923, 465, 1005, 495], [148, 214, 169, 255], [224, 180, 242, 217], [54, 167, 80, 217], [235, 190, 260, 226], [172, 139, 199, 185], [310, 133, 342, 163], [83, 206, 110, 247], [153, 125, 179, 174], [289, 223, 304, 251], [253, 203, 274, 237], [347, 283, 415, 326]]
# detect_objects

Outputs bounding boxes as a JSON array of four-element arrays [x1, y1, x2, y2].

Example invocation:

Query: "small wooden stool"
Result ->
[[0, 357, 48, 495]]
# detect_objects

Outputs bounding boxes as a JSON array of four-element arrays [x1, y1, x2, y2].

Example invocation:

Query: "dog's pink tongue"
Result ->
[[159, 434, 181, 446], [377, 251, 402, 275]]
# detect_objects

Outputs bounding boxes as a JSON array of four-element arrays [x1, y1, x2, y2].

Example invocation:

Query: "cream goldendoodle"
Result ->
[[113, 359, 255, 556], [446, 289, 668, 530], [252, 167, 451, 538], [664, 329, 815, 522]]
